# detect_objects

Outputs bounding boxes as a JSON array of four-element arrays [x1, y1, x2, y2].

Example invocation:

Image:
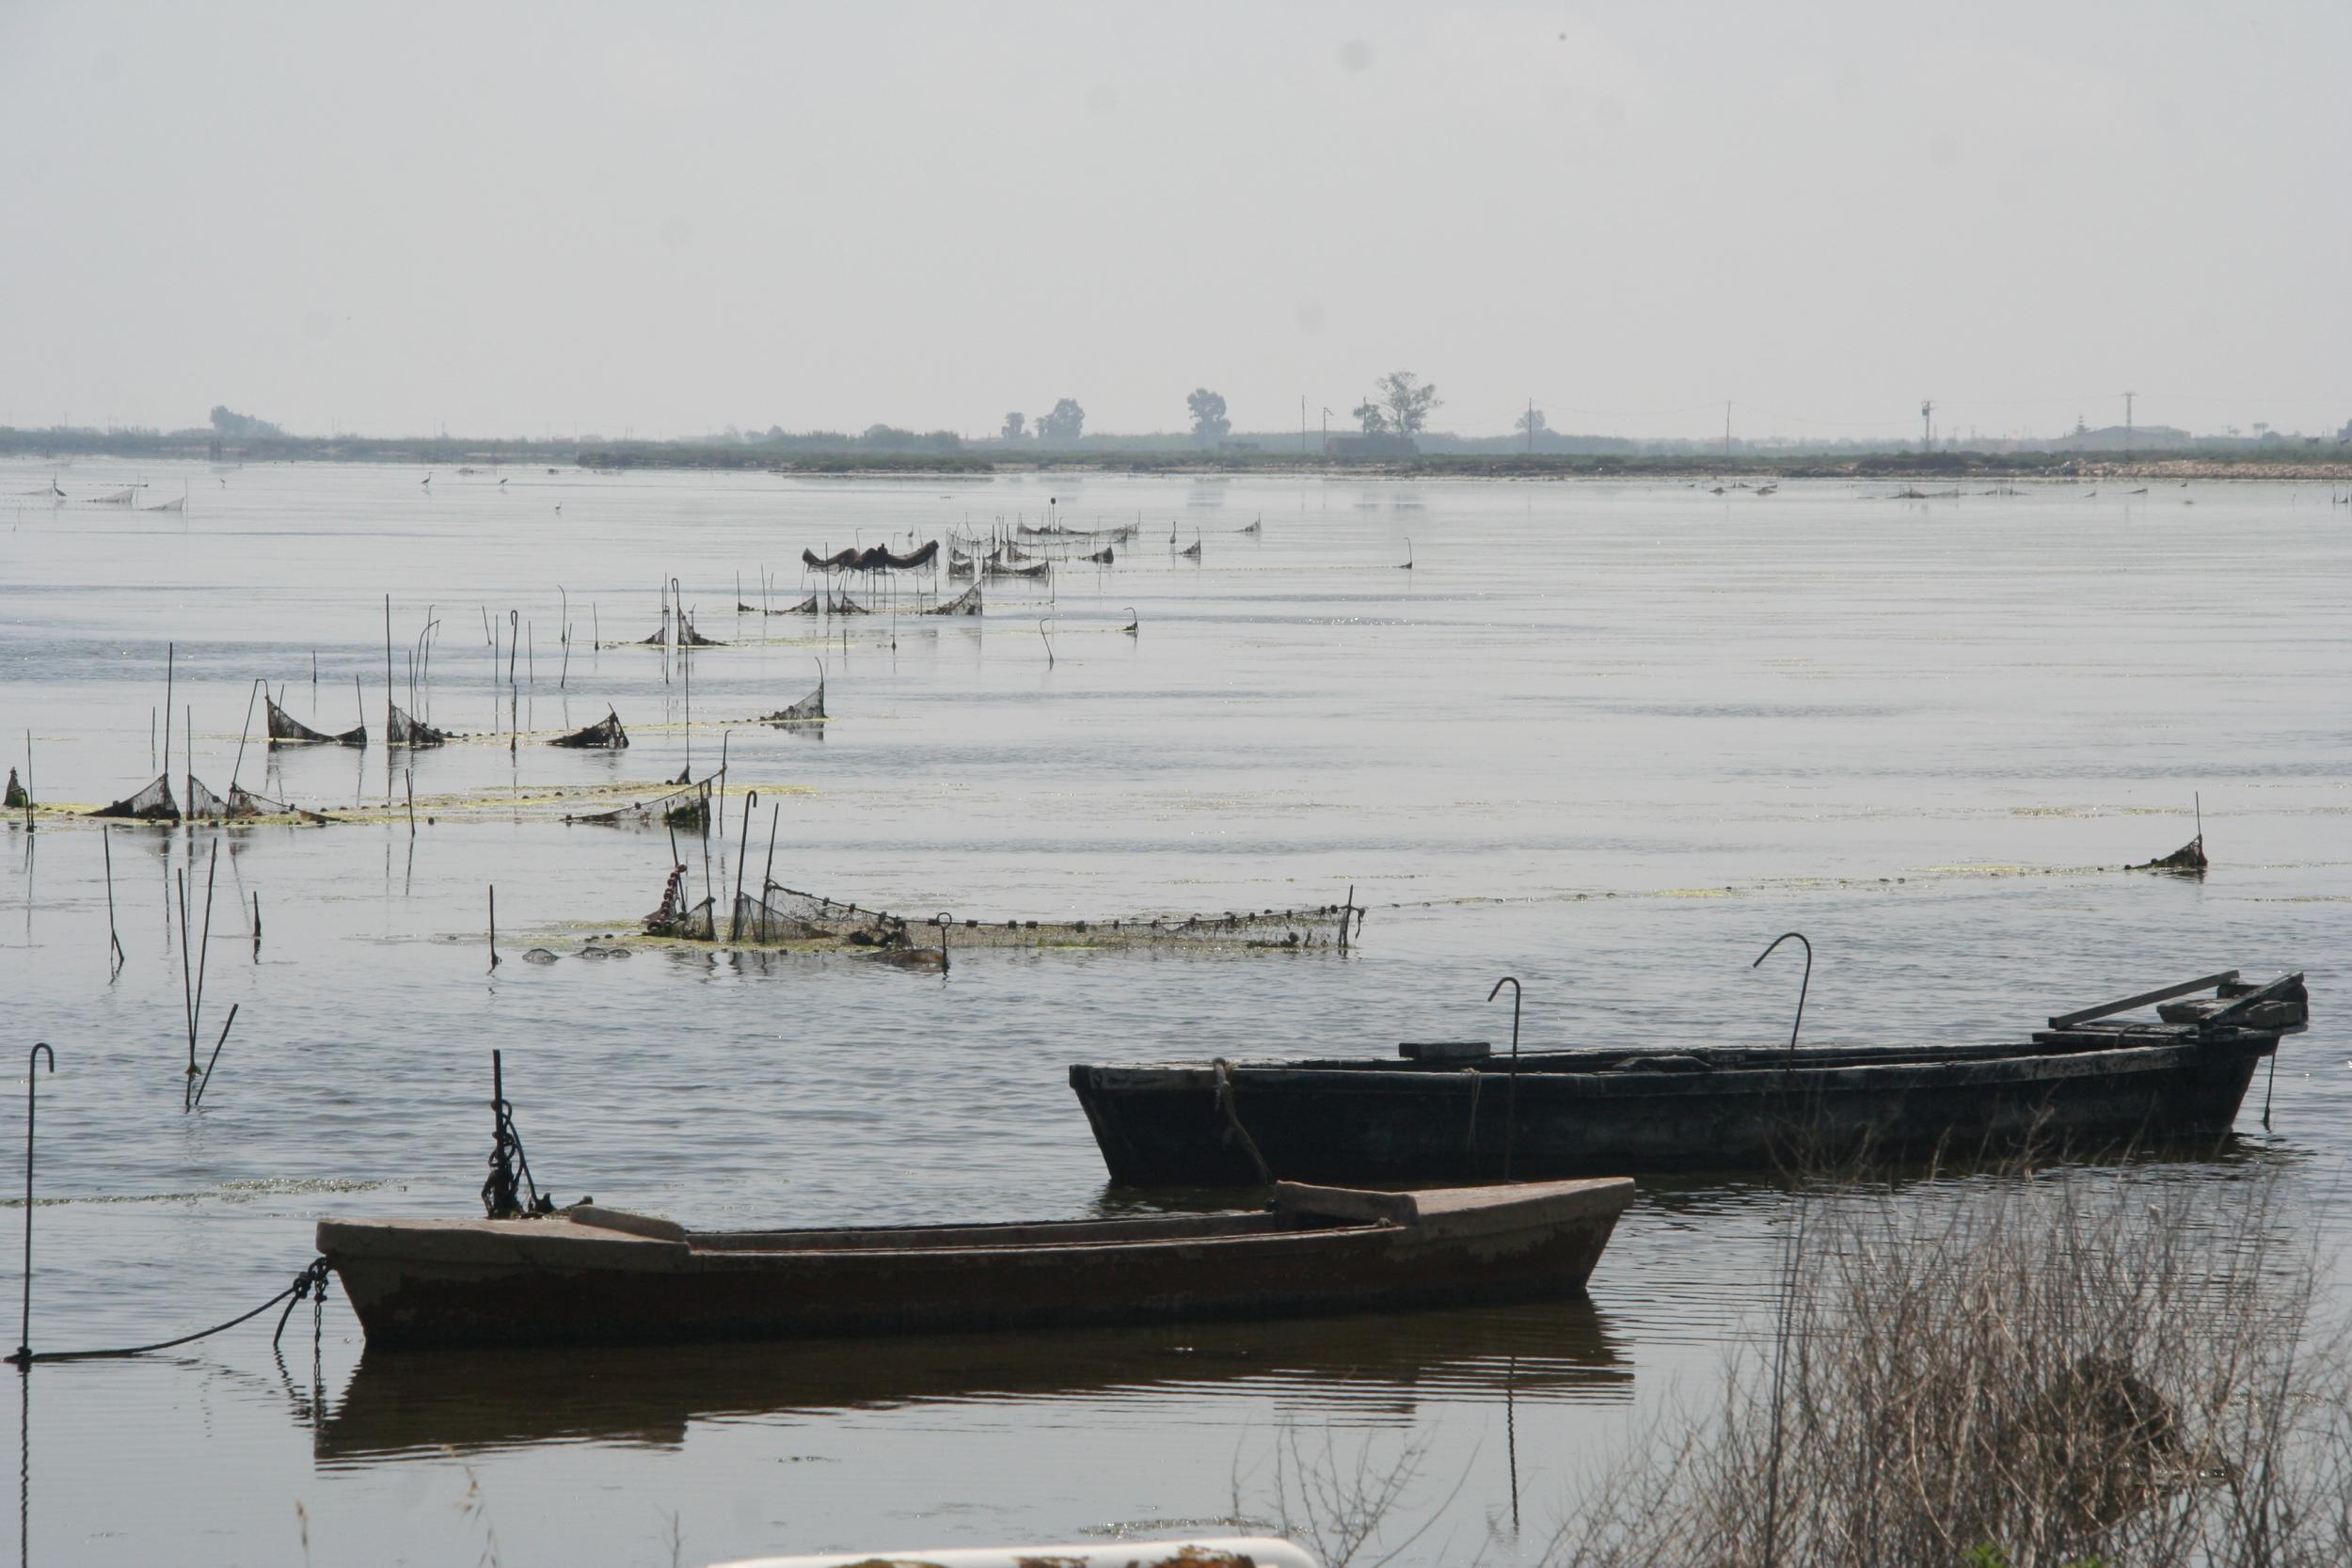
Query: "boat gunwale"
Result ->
[[321, 1180, 1635, 1268], [1073, 1036, 2277, 1098]]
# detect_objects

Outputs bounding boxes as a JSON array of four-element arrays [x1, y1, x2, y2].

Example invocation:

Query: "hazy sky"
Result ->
[[4, 2, 2346, 442]]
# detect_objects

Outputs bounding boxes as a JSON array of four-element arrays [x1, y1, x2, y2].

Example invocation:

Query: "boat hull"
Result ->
[[1069, 1038, 2272, 1186], [321, 1179, 1633, 1351]]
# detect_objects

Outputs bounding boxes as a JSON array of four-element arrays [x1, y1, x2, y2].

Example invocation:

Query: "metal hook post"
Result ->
[[1753, 932, 1812, 1062], [729, 790, 758, 941], [10, 1044, 56, 1367], [932, 911, 954, 974], [1488, 978, 1523, 1179]]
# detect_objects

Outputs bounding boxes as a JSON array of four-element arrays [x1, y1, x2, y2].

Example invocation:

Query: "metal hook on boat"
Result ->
[[1753, 932, 1812, 1062], [10, 1043, 55, 1366], [1488, 977, 1523, 1179]]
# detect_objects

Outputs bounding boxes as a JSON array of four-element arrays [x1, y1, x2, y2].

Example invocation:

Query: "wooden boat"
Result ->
[[1068, 972, 2309, 1186], [317, 1177, 1634, 1351]]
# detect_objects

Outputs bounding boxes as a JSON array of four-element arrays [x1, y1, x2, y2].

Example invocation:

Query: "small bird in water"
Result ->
[[421, 472, 432, 486]]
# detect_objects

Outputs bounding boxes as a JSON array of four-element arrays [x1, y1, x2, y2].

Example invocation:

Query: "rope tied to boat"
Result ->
[[8, 1257, 332, 1365], [1210, 1059, 1273, 1185]]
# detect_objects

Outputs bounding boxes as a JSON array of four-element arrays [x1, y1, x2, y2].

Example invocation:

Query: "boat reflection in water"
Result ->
[[314, 1296, 1629, 1465]]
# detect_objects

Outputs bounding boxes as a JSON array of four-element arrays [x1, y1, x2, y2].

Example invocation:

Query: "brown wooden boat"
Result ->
[[318, 1178, 1634, 1351]]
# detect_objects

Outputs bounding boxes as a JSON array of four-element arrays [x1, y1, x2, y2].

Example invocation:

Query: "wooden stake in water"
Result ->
[[186, 840, 220, 1110], [192, 1004, 238, 1110], [103, 828, 124, 975], [10, 1043, 56, 1366], [487, 885, 500, 971], [176, 870, 196, 1084]]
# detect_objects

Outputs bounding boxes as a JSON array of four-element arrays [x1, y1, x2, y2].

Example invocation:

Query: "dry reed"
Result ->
[[1545, 1163, 2352, 1568]]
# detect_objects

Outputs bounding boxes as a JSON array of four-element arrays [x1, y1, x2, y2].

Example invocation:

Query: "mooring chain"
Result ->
[[13, 1257, 334, 1365], [271, 1258, 334, 1353]]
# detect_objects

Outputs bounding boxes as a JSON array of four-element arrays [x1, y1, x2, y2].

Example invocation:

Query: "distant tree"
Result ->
[[1001, 411, 1026, 441], [209, 404, 283, 438], [1186, 388, 1232, 444], [1038, 398, 1086, 441], [1515, 404, 1548, 437], [860, 424, 919, 450], [1372, 372, 1439, 436], [1352, 400, 1390, 436]]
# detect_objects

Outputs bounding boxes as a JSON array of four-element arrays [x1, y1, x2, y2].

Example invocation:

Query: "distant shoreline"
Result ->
[[3, 429, 2347, 483]]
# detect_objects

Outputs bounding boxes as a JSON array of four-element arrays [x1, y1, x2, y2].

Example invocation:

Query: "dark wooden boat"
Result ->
[[1068, 972, 2309, 1186], [320, 1177, 1633, 1351]]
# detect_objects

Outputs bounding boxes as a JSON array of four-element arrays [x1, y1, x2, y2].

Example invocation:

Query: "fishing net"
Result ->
[[2132, 836, 2206, 873], [804, 542, 939, 573], [1080, 546, 1114, 564], [757, 681, 825, 724], [922, 584, 983, 616], [3, 768, 25, 809], [1018, 522, 1137, 543], [643, 863, 717, 937], [985, 560, 1052, 579], [827, 594, 871, 615], [639, 614, 723, 647], [184, 776, 230, 821], [266, 697, 365, 746], [569, 776, 711, 832], [388, 704, 450, 747], [721, 881, 1365, 952], [227, 784, 328, 823], [89, 774, 178, 820], [549, 709, 628, 749]]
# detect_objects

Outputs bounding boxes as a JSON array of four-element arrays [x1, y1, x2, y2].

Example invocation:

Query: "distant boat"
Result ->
[[318, 1177, 1635, 1349]]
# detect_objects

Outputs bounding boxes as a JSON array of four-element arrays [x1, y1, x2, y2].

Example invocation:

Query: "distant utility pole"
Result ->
[[1527, 398, 1534, 453], [1724, 402, 1732, 465], [1920, 399, 1934, 451], [1321, 406, 1332, 454], [2122, 391, 2136, 454], [1300, 395, 1307, 458]]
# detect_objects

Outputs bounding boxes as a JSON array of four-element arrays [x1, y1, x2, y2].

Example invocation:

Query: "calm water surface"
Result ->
[[0, 462, 2345, 1565]]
